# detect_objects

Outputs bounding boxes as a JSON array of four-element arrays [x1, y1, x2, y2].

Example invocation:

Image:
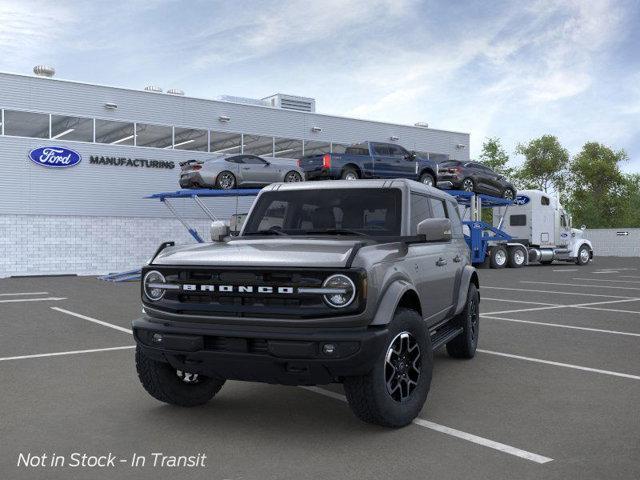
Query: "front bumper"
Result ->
[[133, 316, 388, 385]]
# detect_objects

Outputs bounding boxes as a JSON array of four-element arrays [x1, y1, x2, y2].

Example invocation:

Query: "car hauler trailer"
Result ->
[[492, 190, 593, 266]]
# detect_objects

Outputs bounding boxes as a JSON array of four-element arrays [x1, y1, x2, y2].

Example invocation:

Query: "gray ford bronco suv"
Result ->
[[133, 179, 480, 427]]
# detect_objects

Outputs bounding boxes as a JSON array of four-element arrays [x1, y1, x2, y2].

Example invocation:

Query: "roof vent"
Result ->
[[33, 65, 55, 78], [262, 93, 316, 113], [167, 88, 185, 96], [217, 95, 270, 107], [414, 122, 429, 128], [144, 85, 163, 93]]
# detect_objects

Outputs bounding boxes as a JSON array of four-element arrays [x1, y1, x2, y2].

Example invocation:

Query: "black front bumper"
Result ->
[[133, 316, 388, 386]]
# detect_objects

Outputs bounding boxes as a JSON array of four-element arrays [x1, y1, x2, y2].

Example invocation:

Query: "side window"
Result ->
[[560, 214, 567, 228], [242, 155, 267, 165], [446, 201, 463, 237], [541, 196, 550, 206], [430, 198, 448, 219], [510, 215, 527, 226], [226, 156, 243, 164], [410, 193, 431, 234], [373, 144, 390, 156], [387, 145, 404, 157]]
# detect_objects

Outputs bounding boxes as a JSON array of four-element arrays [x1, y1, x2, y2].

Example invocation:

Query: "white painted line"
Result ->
[[0, 297, 67, 304], [0, 291, 49, 297], [0, 346, 135, 362], [482, 297, 559, 307], [301, 387, 553, 464], [481, 298, 640, 316], [574, 305, 640, 315], [481, 315, 640, 338], [482, 286, 638, 299], [573, 278, 640, 284], [520, 281, 640, 291], [478, 349, 640, 381], [51, 307, 133, 335], [482, 305, 565, 316], [618, 275, 640, 279], [552, 269, 578, 272]]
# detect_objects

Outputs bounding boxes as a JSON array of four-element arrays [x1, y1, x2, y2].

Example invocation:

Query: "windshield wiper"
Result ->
[[306, 228, 367, 237], [244, 229, 288, 236]]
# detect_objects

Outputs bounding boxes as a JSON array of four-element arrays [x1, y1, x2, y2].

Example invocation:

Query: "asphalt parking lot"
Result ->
[[2, 257, 640, 480]]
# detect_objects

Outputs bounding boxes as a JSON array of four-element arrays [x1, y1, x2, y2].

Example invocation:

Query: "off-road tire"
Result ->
[[576, 245, 591, 265], [341, 167, 359, 180], [507, 246, 526, 268], [489, 245, 508, 269], [446, 283, 480, 359], [343, 308, 433, 428], [419, 172, 435, 187], [135, 347, 225, 407]]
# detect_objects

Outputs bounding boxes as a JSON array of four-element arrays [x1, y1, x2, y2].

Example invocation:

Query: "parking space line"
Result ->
[[482, 298, 559, 307], [0, 346, 135, 362], [51, 307, 133, 334], [482, 305, 565, 315], [0, 297, 67, 304], [301, 387, 553, 464], [482, 298, 640, 316], [553, 269, 578, 272], [482, 315, 640, 338], [482, 286, 638, 299], [573, 278, 640, 284], [478, 350, 640, 381], [520, 281, 640, 291], [0, 291, 49, 296]]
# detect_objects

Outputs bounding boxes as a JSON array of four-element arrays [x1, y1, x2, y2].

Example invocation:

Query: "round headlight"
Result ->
[[143, 270, 166, 301], [322, 274, 356, 308]]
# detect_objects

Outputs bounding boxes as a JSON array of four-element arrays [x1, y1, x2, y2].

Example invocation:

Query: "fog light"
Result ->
[[152, 333, 163, 343], [322, 343, 336, 355]]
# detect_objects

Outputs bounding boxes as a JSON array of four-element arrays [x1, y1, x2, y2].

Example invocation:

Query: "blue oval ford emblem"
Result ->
[[514, 195, 530, 205], [28, 146, 82, 168]]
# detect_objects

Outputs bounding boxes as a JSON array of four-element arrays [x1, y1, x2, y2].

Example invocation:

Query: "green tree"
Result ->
[[566, 142, 628, 228], [619, 174, 640, 228], [479, 137, 514, 177], [515, 135, 569, 193]]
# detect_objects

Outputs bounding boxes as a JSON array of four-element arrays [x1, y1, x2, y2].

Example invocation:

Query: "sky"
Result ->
[[1, 0, 639, 171]]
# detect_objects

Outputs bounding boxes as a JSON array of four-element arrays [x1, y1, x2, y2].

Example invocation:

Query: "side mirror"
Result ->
[[417, 218, 452, 242], [581, 224, 586, 231], [404, 152, 416, 160], [211, 220, 230, 242]]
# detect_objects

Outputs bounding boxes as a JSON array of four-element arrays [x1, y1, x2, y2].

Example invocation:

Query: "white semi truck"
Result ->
[[492, 189, 593, 266]]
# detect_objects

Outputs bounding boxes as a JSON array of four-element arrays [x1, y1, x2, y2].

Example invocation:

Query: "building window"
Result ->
[[243, 135, 274, 156], [210, 131, 242, 154], [3, 110, 50, 139], [173, 127, 208, 151], [135, 123, 173, 148], [273, 137, 303, 159], [303, 140, 330, 156], [95, 119, 135, 145], [331, 143, 349, 154], [50, 114, 94, 142]]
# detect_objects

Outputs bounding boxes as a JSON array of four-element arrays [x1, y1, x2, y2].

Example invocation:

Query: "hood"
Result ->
[[153, 237, 361, 268]]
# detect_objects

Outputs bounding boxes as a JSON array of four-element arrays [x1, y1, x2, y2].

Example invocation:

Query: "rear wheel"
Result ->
[[446, 283, 479, 359], [462, 178, 475, 192], [284, 171, 303, 183], [576, 245, 591, 265], [419, 172, 435, 187], [135, 347, 225, 406], [507, 246, 526, 268], [489, 245, 508, 269], [344, 308, 433, 428], [341, 167, 359, 180], [502, 188, 516, 200], [215, 171, 236, 190]]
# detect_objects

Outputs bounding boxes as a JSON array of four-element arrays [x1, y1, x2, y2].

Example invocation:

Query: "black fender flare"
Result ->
[[371, 280, 420, 326], [454, 265, 479, 315]]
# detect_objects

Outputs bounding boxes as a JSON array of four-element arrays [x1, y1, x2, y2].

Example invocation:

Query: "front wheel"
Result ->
[[502, 188, 516, 200], [344, 308, 433, 428], [135, 347, 225, 407], [419, 172, 435, 187], [461, 178, 475, 192], [576, 245, 591, 265], [284, 170, 303, 183]]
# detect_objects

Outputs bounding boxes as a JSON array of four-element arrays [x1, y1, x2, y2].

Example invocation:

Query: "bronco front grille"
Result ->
[[142, 267, 365, 320]]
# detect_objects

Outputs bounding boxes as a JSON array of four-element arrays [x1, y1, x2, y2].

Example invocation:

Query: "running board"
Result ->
[[430, 325, 464, 350]]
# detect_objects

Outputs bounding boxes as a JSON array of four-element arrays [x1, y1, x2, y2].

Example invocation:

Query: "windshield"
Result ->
[[243, 188, 402, 236]]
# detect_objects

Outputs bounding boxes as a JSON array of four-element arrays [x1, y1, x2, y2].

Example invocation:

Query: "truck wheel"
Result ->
[[341, 167, 359, 180], [489, 245, 507, 269], [343, 308, 433, 428], [446, 283, 479, 359], [135, 347, 225, 407], [507, 246, 526, 268], [419, 172, 435, 187], [576, 245, 591, 265]]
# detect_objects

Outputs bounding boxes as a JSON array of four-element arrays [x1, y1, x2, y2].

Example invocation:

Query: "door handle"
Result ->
[[242, 167, 250, 170], [436, 257, 447, 267], [453, 255, 462, 263]]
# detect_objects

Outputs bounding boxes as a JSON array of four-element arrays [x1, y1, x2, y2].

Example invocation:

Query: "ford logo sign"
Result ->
[[28, 146, 82, 168], [514, 195, 530, 205]]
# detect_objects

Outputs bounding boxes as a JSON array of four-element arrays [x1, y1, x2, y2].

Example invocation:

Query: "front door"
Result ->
[[370, 143, 395, 178], [387, 144, 418, 180], [240, 155, 279, 185]]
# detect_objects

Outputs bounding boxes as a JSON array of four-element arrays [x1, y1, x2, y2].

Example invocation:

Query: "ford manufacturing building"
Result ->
[[0, 68, 470, 277]]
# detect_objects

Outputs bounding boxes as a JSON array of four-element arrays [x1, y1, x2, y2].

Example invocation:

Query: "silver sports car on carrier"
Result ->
[[179, 154, 305, 189]]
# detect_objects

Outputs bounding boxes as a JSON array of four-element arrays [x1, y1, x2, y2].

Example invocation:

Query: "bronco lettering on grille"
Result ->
[[181, 284, 295, 294]]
